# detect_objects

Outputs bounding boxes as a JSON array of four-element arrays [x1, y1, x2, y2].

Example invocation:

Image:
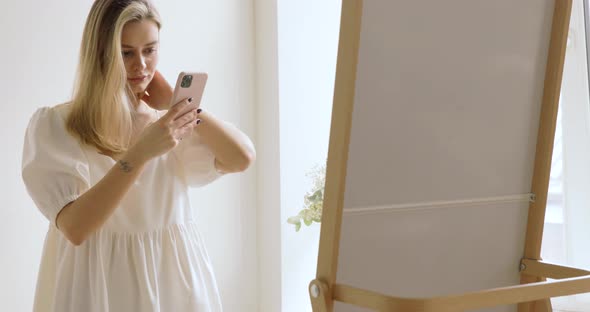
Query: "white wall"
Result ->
[[0, 1, 92, 310], [253, 0, 283, 311], [0, 0, 258, 311]]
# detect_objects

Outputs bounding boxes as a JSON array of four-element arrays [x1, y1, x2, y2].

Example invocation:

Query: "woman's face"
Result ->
[[121, 19, 160, 95]]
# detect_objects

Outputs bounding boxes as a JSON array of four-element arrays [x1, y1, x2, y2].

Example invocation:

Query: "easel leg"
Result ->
[[518, 301, 533, 312], [534, 298, 553, 312], [518, 300, 552, 312], [518, 275, 553, 312], [310, 279, 331, 312], [519, 0, 572, 311]]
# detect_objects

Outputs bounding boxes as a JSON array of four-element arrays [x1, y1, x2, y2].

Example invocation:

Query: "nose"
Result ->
[[132, 54, 147, 72]]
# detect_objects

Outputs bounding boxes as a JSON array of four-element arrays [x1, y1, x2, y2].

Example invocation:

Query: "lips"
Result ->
[[128, 75, 147, 83]]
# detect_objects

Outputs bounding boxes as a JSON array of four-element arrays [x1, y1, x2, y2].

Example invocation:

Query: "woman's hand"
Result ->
[[126, 99, 201, 162], [142, 70, 173, 110]]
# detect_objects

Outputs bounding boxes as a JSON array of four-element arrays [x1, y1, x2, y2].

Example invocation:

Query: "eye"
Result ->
[[122, 51, 133, 58], [145, 48, 157, 54]]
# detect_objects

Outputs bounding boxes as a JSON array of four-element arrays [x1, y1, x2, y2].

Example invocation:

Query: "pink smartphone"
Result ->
[[169, 72, 208, 114]]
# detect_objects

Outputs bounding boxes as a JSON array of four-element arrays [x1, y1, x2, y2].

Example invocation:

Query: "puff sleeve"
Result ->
[[172, 127, 226, 188], [21, 107, 91, 227]]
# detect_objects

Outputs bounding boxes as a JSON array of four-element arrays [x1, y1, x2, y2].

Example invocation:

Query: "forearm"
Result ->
[[56, 150, 148, 245], [195, 110, 256, 172]]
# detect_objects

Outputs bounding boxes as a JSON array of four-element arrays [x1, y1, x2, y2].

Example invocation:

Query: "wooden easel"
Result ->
[[309, 0, 590, 311]]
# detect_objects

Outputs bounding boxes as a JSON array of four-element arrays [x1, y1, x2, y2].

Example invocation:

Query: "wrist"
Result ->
[[121, 147, 149, 168]]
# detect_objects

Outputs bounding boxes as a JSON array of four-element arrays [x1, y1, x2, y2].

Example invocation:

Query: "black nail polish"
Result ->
[[197, 108, 202, 114], [196, 119, 201, 125], [188, 97, 193, 103]]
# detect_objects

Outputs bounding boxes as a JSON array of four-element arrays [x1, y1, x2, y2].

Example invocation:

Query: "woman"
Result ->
[[21, 0, 255, 311]]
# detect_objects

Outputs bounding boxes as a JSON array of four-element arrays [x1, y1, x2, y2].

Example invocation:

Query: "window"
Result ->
[[543, 0, 590, 310], [277, 1, 342, 311]]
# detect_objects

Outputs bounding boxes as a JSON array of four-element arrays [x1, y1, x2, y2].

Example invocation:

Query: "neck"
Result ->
[[133, 97, 156, 118], [131, 92, 144, 110]]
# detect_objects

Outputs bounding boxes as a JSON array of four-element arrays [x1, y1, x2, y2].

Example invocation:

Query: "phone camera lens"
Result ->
[[181, 75, 193, 88]]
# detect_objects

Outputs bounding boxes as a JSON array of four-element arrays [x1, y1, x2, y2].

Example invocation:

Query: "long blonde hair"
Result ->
[[67, 0, 161, 155]]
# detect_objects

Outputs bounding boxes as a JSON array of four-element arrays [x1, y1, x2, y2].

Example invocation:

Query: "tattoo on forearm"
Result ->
[[118, 160, 133, 173]]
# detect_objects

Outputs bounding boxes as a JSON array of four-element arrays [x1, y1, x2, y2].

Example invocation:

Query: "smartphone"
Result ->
[[169, 72, 208, 115]]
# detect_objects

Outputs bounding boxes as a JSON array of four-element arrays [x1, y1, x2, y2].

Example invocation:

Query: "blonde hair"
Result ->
[[67, 0, 161, 155]]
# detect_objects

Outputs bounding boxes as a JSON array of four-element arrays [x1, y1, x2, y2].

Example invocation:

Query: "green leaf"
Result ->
[[308, 189, 322, 201], [290, 161, 328, 232]]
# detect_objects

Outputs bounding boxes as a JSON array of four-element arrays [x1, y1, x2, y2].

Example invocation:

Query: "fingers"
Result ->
[[176, 127, 194, 142], [172, 108, 200, 130], [176, 119, 199, 141], [160, 98, 198, 124], [175, 108, 204, 141]]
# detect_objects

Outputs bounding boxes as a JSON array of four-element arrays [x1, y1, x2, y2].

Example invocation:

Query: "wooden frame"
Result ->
[[309, 0, 590, 311]]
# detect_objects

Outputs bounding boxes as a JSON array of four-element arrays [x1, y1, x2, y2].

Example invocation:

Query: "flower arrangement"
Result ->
[[287, 162, 326, 232]]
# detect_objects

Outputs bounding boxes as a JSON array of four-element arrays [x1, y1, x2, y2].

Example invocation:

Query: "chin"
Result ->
[[130, 84, 147, 95]]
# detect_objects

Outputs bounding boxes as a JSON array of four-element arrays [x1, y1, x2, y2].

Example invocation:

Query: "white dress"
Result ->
[[22, 103, 225, 312]]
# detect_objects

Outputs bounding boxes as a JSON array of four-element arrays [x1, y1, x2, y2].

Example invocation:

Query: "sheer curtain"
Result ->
[[543, 0, 590, 310]]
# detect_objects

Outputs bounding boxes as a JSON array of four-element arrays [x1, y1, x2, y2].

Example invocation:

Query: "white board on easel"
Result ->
[[309, 1, 590, 311]]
